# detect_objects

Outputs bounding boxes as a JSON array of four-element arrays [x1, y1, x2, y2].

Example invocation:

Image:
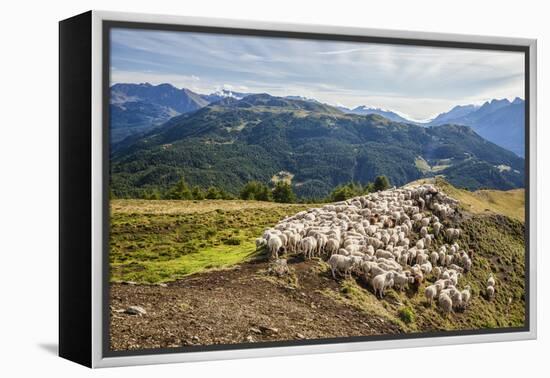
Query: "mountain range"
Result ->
[[425, 98, 525, 157], [110, 83, 526, 158], [338, 105, 414, 124], [110, 91, 525, 199]]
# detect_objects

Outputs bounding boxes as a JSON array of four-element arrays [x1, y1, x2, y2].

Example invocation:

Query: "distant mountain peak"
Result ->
[[346, 105, 415, 124], [490, 98, 510, 105], [512, 97, 524, 105], [428, 97, 525, 157], [157, 82, 176, 88]]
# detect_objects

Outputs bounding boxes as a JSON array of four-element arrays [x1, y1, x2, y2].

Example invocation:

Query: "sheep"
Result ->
[[434, 279, 447, 295], [337, 248, 350, 256], [325, 238, 340, 255], [392, 272, 413, 291], [448, 287, 463, 307], [449, 272, 461, 286], [420, 226, 428, 237], [300, 236, 317, 259], [425, 285, 437, 305], [416, 252, 428, 265], [487, 274, 496, 288], [433, 266, 442, 279], [278, 233, 288, 246], [420, 261, 433, 275], [327, 254, 356, 279], [486, 285, 495, 300], [460, 286, 471, 308], [255, 237, 267, 249], [421, 217, 431, 228], [445, 228, 460, 242], [287, 233, 301, 253], [423, 234, 433, 247], [315, 233, 328, 254], [267, 236, 283, 259], [449, 264, 464, 273], [430, 251, 439, 266], [438, 292, 453, 313], [372, 271, 395, 298], [418, 197, 426, 211], [433, 222, 442, 237], [367, 263, 387, 277], [463, 258, 472, 272], [375, 249, 394, 260]]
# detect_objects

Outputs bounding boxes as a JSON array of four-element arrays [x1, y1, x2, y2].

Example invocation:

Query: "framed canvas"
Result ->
[[59, 10, 537, 368]]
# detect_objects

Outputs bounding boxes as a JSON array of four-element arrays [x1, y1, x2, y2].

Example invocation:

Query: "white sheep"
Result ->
[[425, 285, 437, 305], [393, 272, 413, 291], [430, 251, 439, 266], [267, 236, 283, 259], [438, 292, 453, 313], [327, 254, 355, 279], [433, 222, 442, 237], [460, 286, 471, 308], [420, 226, 428, 237], [445, 228, 461, 242], [372, 271, 395, 298], [255, 237, 267, 249], [420, 261, 433, 275], [486, 285, 495, 300], [300, 236, 317, 259], [325, 238, 340, 255]]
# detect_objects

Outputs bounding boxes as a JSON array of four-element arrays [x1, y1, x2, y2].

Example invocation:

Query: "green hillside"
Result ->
[[111, 94, 525, 199]]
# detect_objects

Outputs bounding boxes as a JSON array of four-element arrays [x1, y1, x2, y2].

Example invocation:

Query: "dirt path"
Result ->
[[109, 259, 400, 351]]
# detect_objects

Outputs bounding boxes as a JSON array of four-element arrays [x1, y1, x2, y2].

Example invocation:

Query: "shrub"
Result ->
[[398, 306, 415, 324], [272, 182, 296, 203], [204, 228, 217, 238]]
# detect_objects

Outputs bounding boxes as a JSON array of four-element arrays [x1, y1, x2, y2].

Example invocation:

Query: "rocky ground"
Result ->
[[109, 258, 400, 351]]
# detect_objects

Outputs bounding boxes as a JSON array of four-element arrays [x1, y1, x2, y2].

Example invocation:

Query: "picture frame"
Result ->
[[59, 10, 537, 368]]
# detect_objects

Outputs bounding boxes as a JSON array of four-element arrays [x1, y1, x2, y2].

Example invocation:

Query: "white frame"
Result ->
[[90, 10, 537, 368]]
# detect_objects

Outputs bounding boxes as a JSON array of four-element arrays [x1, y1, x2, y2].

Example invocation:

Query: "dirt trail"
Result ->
[[110, 259, 400, 351]]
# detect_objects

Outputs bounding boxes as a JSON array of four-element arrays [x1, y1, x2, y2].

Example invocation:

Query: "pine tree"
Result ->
[[205, 186, 221, 199], [167, 178, 193, 200], [191, 186, 205, 200], [373, 175, 391, 192]]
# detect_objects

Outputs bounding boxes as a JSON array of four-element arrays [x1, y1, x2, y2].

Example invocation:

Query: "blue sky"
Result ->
[[110, 28, 525, 121]]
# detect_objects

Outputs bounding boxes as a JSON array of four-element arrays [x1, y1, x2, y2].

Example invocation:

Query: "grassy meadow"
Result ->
[[109, 200, 316, 283]]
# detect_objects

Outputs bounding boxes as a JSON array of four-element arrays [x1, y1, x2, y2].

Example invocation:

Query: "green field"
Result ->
[[109, 200, 316, 283]]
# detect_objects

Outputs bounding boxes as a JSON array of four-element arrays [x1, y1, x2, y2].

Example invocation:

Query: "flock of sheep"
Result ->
[[257, 183, 493, 314]]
